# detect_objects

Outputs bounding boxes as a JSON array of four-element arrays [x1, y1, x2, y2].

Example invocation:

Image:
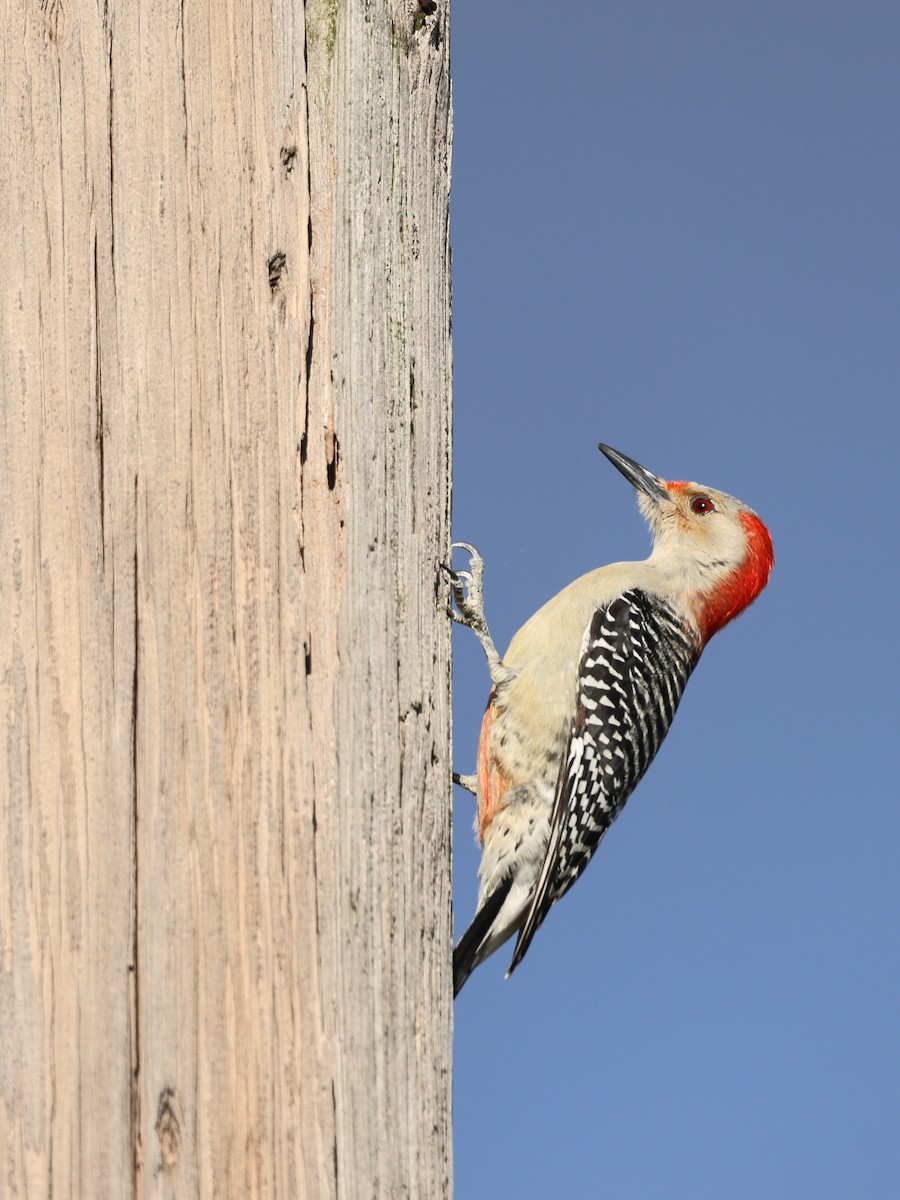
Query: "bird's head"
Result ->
[[599, 443, 774, 642]]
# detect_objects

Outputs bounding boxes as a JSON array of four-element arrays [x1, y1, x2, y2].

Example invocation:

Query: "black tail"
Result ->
[[453, 876, 514, 996]]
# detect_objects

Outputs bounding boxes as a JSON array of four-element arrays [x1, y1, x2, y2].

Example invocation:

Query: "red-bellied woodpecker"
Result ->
[[449, 443, 773, 995]]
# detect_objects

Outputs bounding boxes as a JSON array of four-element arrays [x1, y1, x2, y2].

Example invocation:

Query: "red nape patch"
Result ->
[[697, 511, 774, 641]]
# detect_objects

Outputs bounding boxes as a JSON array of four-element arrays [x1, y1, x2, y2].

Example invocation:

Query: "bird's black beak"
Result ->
[[598, 444, 670, 504]]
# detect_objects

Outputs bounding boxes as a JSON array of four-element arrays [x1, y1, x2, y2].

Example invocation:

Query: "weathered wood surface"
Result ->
[[0, 1, 453, 1195]]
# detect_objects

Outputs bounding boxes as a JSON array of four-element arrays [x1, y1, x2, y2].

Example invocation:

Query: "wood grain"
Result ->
[[0, 1, 453, 1194]]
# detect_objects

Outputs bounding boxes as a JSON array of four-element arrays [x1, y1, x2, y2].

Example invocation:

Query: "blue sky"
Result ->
[[449, 4, 899, 1196]]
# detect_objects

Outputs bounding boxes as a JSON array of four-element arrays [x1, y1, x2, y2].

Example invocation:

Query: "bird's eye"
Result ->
[[690, 495, 715, 515]]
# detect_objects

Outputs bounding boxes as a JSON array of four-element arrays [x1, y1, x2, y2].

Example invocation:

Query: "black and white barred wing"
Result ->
[[507, 589, 698, 975]]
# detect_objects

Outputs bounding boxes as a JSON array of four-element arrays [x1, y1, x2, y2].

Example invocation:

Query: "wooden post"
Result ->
[[0, 1, 453, 1195]]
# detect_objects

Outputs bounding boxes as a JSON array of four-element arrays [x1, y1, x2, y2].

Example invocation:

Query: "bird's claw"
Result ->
[[451, 541, 485, 588], [445, 543, 487, 629], [441, 561, 470, 624]]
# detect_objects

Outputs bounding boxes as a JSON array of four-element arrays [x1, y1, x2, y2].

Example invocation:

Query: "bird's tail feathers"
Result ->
[[453, 875, 514, 996]]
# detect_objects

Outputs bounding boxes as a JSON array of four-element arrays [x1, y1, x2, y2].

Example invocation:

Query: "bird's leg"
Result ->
[[453, 772, 478, 795], [444, 541, 516, 688]]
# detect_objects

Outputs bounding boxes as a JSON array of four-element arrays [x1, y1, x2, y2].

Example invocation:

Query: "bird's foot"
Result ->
[[443, 541, 515, 688], [444, 541, 488, 632], [453, 771, 478, 795]]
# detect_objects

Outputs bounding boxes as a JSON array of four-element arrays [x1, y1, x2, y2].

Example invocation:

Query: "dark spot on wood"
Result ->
[[280, 145, 298, 172], [268, 251, 287, 291], [305, 641, 312, 675], [414, 1, 441, 45], [326, 432, 340, 490]]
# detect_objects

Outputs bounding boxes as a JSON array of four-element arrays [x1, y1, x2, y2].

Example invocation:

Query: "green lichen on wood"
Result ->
[[324, 0, 338, 59], [307, 0, 340, 61]]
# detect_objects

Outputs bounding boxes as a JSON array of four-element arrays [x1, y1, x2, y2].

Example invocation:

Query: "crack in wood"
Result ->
[[301, 314, 313, 466], [325, 426, 339, 491], [130, 475, 142, 1187], [93, 234, 105, 568]]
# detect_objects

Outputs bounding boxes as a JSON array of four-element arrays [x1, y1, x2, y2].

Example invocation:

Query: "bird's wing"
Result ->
[[507, 588, 698, 976]]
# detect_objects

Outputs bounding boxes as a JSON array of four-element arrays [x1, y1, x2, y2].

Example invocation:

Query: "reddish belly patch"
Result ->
[[476, 698, 511, 843]]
